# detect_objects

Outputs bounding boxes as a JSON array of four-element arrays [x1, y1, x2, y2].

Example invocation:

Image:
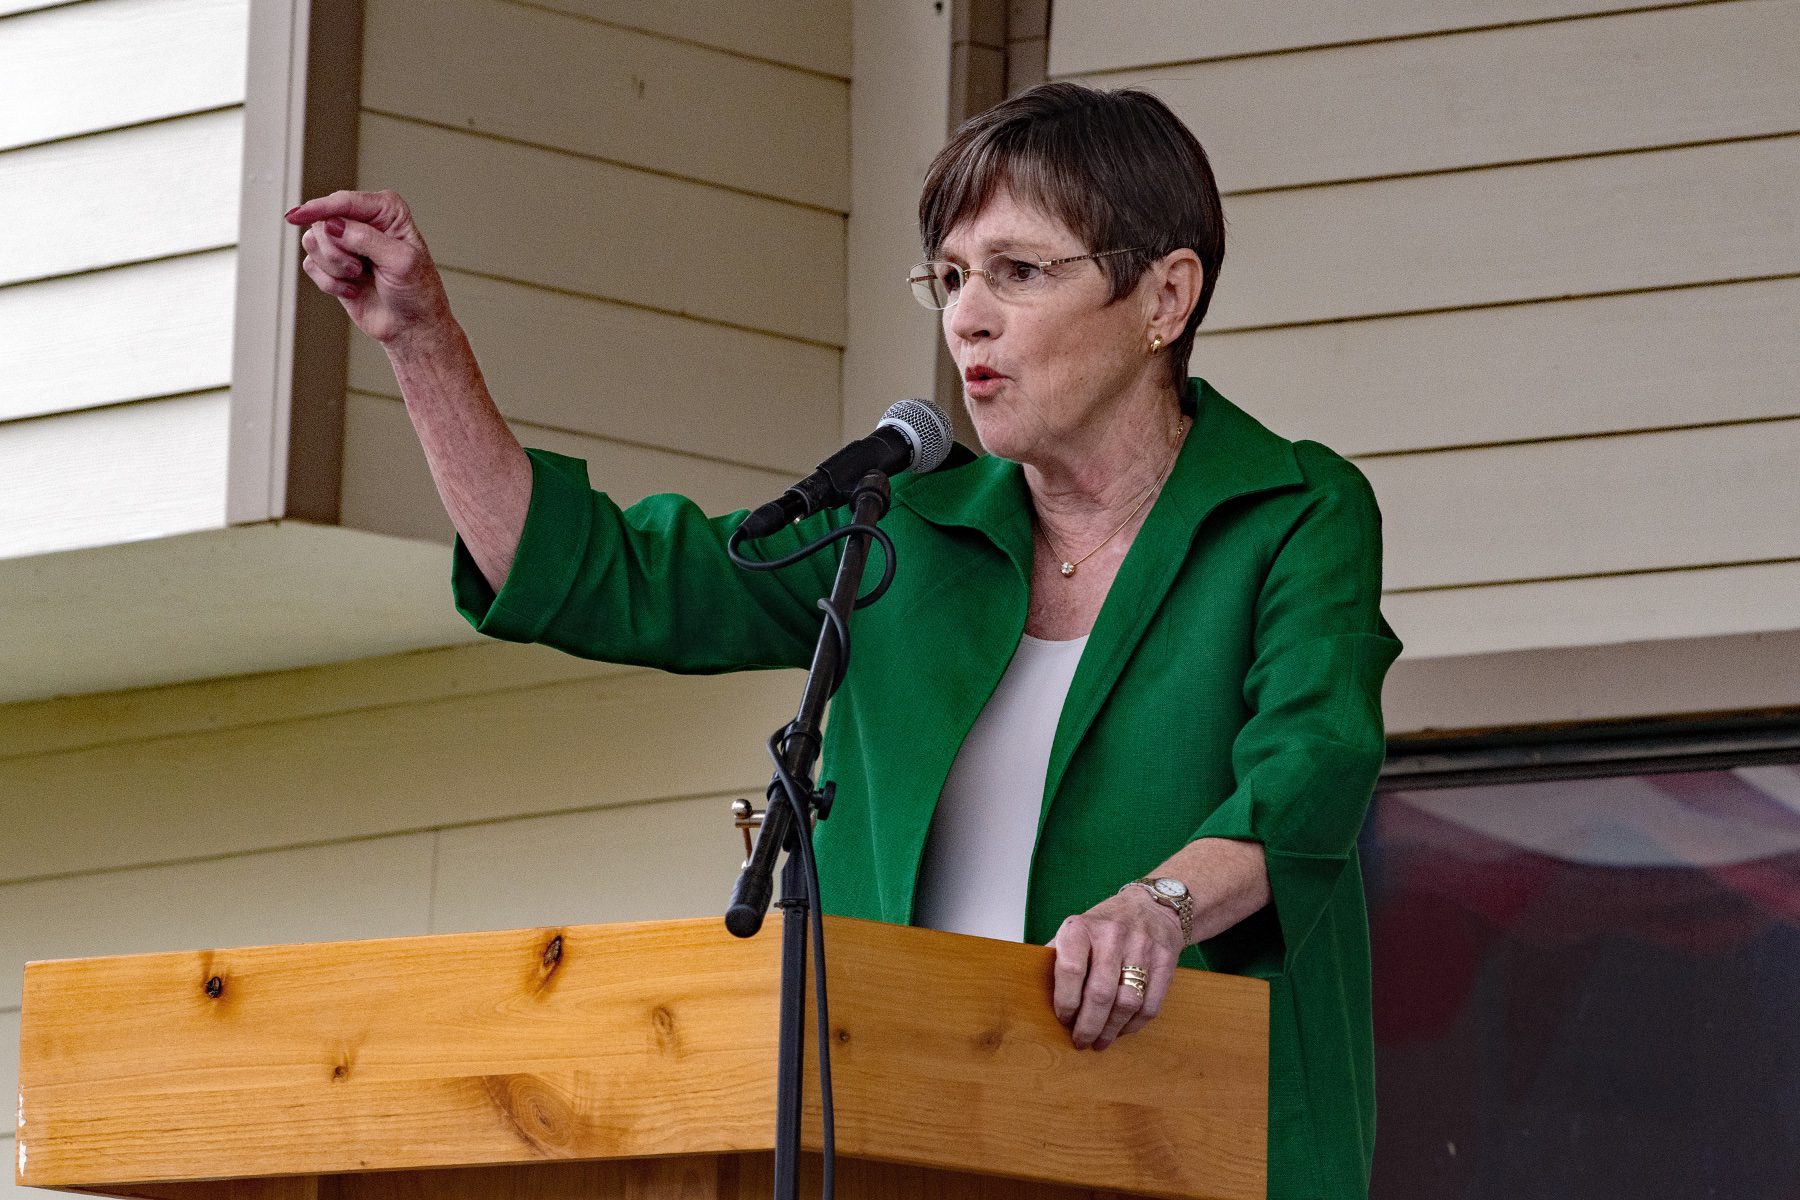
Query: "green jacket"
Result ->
[[453, 378, 1402, 1198]]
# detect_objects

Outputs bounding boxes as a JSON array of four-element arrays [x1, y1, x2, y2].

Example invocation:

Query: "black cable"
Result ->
[[767, 726, 836, 1200], [727, 522, 897, 609], [733, 502, 895, 1200]]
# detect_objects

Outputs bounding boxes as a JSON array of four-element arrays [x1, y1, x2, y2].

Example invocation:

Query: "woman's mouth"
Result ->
[[964, 364, 1007, 399]]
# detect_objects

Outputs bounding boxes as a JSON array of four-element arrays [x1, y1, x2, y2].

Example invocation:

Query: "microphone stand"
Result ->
[[725, 470, 891, 1200]]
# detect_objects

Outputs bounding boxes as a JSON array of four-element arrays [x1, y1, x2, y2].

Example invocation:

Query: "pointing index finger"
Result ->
[[284, 190, 396, 227]]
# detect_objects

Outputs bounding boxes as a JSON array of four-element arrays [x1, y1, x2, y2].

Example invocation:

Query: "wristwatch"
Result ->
[[1120, 875, 1194, 944]]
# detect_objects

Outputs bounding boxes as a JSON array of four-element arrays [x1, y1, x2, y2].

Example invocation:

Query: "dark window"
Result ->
[[1366, 716, 1800, 1199]]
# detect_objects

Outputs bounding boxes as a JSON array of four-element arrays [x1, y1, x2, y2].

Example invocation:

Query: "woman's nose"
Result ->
[[947, 272, 1001, 341]]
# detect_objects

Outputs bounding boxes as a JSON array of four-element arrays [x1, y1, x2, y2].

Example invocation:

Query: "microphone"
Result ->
[[738, 398, 953, 539]]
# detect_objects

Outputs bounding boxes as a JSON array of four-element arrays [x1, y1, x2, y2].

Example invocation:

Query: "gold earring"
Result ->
[[1149, 334, 1164, 354]]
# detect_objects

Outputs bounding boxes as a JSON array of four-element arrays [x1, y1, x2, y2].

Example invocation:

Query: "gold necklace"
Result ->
[[1038, 416, 1189, 579]]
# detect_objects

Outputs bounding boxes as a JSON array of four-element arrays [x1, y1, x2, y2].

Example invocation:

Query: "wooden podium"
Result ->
[[14, 915, 1267, 1200]]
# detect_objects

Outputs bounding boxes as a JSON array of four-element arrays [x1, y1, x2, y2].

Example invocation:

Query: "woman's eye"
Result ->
[[1000, 257, 1042, 283], [936, 265, 963, 291]]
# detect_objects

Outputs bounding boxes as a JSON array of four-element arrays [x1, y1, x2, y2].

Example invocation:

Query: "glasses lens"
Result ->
[[983, 254, 1045, 299], [908, 262, 960, 309]]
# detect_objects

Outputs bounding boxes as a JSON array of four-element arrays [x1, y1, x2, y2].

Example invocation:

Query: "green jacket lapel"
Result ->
[[1039, 381, 1305, 831], [881, 378, 1306, 907]]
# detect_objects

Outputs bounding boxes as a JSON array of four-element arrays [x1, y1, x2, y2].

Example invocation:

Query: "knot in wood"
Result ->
[[204, 975, 224, 999], [542, 935, 563, 970], [649, 1005, 681, 1054], [483, 1075, 577, 1156]]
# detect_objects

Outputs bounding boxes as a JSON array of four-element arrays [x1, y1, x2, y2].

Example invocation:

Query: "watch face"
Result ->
[[1153, 878, 1188, 899]]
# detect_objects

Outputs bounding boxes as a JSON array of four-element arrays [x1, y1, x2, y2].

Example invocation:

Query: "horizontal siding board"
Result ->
[[0, 667, 798, 882], [0, 251, 236, 422], [0, 641, 625, 763], [363, 0, 849, 211], [340, 391, 794, 545], [357, 114, 845, 345], [0, 0, 92, 17], [1078, 1, 1800, 193], [0, 109, 241, 286], [1368, 418, 1800, 590], [0, 835, 435, 1008], [1384, 630, 1800, 734], [0, 391, 230, 560], [1386, 558, 1800, 658], [346, 268, 841, 473], [431, 794, 750, 933], [1048, 0, 1700, 75], [1209, 135, 1800, 331], [526, 0, 851, 78], [1196, 277, 1800, 455], [0, 0, 248, 152]]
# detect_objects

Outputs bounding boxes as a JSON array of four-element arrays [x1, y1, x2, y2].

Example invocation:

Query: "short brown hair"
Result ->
[[919, 82, 1225, 391]]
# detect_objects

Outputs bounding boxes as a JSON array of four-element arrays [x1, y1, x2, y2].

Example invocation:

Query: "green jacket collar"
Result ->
[[893, 378, 1303, 557]]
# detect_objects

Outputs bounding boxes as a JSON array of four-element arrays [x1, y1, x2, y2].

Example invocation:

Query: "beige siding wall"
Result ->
[[0, 0, 246, 559], [340, 0, 850, 540], [1052, 0, 1800, 662]]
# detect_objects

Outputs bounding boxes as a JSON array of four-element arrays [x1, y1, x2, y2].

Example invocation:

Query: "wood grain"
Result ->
[[0, 834, 437, 1012], [17, 917, 1266, 1199]]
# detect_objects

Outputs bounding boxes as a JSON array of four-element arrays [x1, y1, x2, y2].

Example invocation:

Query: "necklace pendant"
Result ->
[[1059, 561, 1077, 578]]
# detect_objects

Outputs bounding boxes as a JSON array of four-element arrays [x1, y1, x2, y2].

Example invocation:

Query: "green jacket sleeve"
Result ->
[[451, 447, 839, 673], [1191, 441, 1403, 973]]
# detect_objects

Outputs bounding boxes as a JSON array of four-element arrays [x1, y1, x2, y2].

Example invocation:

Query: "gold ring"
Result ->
[[1119, 964, 1149, 994]]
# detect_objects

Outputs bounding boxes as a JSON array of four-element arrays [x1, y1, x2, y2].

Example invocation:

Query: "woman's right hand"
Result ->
[[284, 189, 453, 350]]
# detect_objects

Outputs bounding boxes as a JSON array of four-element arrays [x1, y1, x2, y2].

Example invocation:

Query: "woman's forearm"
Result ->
[[384, 319, 532, 592], [1151, 836, 1272, 945]]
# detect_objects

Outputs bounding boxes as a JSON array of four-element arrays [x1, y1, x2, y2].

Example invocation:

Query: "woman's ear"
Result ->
[[1152, 249, 1203, 338]]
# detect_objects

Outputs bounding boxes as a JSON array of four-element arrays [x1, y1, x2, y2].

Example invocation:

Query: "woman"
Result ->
[[287, 82, 1401, 1198]]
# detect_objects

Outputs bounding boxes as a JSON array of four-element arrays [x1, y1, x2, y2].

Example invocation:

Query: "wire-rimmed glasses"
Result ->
[[907, 247, 1143, 310]]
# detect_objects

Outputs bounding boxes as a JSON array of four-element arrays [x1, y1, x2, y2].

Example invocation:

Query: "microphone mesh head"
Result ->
[[878, 397, 954, 473]]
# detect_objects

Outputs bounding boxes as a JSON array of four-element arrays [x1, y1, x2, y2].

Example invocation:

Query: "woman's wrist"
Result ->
[[381, 314, 465, 367], [1119, 878, 1193, 945]]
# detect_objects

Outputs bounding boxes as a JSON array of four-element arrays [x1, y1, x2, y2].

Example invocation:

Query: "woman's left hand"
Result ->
[[1050, 886, 1187, 1050]]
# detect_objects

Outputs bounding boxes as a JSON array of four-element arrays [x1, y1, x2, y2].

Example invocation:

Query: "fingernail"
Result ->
[[284, 206, 300, 220], [325, 218, 345, 237]]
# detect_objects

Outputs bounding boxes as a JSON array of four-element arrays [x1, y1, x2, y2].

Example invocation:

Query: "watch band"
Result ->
[[1120, 876, 1194, 944]]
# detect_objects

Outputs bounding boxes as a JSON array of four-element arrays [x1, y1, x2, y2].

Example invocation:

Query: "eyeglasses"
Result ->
[[906, 247, 1143, 310]]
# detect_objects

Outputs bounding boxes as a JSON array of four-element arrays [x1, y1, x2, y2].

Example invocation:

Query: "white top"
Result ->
[[913, 632, 1089, 941]]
